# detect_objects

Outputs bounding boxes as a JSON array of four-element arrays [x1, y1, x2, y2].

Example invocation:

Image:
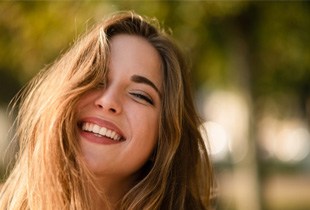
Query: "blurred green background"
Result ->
[[0, 1, 309, 210]]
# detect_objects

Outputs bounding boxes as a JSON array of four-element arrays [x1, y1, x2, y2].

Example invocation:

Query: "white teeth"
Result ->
[[81, 122, 122, 141], [106, 130, 112, 138], [93, 124, 100, 134], [82, 123, 86, 130], [99, 127, 107, 136], [111, 131, 116, 139]]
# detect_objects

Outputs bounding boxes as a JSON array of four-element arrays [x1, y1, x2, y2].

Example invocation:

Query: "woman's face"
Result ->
[[76, 34, 162, 184]]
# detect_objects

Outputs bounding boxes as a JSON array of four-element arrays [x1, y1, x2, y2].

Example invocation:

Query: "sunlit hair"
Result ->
[[0, 11, 214, 209]]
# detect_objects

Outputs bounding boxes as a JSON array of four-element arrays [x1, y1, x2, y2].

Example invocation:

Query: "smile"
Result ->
[[81, 122, 123, 141]]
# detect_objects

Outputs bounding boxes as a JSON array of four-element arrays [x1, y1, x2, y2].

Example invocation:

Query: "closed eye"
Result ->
[[95, 82, 106, 89], [130, 92, 154, 105]]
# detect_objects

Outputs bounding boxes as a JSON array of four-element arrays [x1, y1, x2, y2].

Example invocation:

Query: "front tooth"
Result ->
[[106, 130, 112, 138], [99, 127, 107, 136], [93, 124, 100, 134]]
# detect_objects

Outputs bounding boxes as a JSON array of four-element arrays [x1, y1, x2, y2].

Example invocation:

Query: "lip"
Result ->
[[78, 117, 126, 145]]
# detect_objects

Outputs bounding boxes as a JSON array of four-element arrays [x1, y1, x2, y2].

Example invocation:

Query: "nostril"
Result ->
[[94, 95, 121, 114], [96, 103, 117, 113], [109, 108, 117, 113]]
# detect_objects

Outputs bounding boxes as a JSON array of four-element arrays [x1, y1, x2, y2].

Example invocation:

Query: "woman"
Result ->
[[0, 11, 214, 209]]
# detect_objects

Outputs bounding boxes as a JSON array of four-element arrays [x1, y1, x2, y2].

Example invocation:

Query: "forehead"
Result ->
[[109, 34, 163, 89]]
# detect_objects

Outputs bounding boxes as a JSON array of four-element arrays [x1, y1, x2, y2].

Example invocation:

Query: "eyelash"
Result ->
[[130, 92, 154, 105], [94, 82, 155, 106]]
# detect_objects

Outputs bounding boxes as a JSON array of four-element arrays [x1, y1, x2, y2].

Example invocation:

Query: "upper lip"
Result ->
[[78, 117, 126, 140]]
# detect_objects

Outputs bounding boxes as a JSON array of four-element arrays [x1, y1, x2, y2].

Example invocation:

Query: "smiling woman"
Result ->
[[0, 11, 215, 210]]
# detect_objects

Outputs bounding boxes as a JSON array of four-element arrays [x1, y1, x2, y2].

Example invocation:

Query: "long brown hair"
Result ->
[[0, 11, 214, 209]]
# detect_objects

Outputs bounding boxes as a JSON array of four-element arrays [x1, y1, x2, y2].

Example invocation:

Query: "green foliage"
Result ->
[[1, 2, 309, 209], [1, 1, 309, 104]]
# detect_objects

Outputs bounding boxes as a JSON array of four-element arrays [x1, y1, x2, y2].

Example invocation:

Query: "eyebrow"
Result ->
[[131, 75, 161, 98]]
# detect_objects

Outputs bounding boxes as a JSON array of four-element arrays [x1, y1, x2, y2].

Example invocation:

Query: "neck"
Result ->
[[90, 175, 137, 210]]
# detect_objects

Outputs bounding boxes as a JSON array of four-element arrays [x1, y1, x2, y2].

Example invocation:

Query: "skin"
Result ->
[[76, 34, 163, 207]]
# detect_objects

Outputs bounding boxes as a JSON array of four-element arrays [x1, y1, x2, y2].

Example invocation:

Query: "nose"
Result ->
[[94, 87, 122, 114]]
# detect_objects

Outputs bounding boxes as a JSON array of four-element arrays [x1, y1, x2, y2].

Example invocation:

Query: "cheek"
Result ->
[[129, 104, 159, 133], [128, 106, 160, 151], [76, 91, 97, 110]]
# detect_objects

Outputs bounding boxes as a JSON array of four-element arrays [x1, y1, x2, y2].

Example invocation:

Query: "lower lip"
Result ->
[[79, 130, 122, 145]]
